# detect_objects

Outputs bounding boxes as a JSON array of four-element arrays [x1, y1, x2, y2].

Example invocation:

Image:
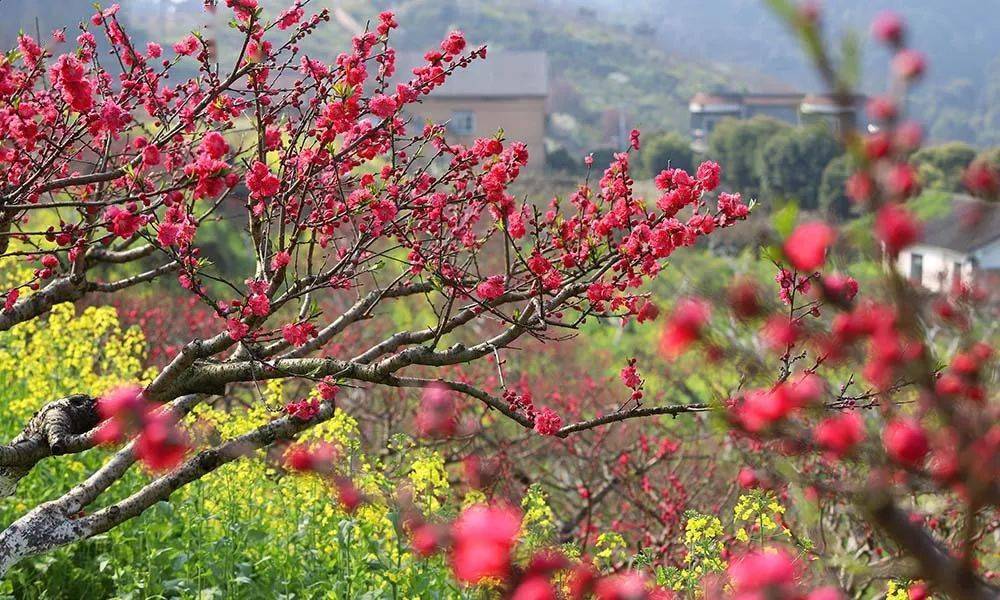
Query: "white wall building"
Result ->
[[895, 197, 1000, 292]]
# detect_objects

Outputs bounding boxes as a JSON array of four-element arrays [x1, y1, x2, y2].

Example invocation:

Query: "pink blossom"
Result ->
[[784, 222, 836, 272], [369, 93, 398, 118], [173, 35, 199, 56], [534, 407, 562, 436], [450, 505, 521, 583], [245, 161, 280, 198], [476, 275, 505, 301], [884, 419, 929, 466], [814, 412, 865, 457]]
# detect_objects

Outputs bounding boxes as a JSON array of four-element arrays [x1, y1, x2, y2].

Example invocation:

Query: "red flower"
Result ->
[[761, 316, 802, 352], [696, 160, 721, 191], [727, 548, 796, 599], [737, 467, 760, 489], [886, 163, 919, 198], [134, 412, 189, 471], [317, 378, 340, 401], [820, 273, 859, 306], [876, 204, 921, 256], [276, 2, 304, 30], [173, 34, 199, 56], [200, 131, 229, 159], [807, 587, 845, 600], [3, 289, 20, 312], [963, 162, 1000, 197], [884, 419, 930, 466], [104, 205, 145, 240], [871, 11, 904, 45], [282, 322, 317, 347], [410, 523, 445, 557], [226, 318, 249, 341], [270, 251, 291, 270], [533, 407, 562, 436], [283, 442, 337, 473], [246, 160, 280, 199], [846, 172, 874, 203], [594, 572, 651, 600], [892, 49, 926, 80], [866, 96, 897, 122], [285, 398, 320, 421], [96, 385, 188, 471], [142, 144, 161, 167], [416, 382, 458, 438], [440, 31, 467, 56], [659, 298, 711, 359], [476, 275, 505, 301], [512, 576, 558, 600], [369, 93, 398, 118], [814, 412, 865, 458], [450, 504, 521, 584], [49, 54, 94, 113]]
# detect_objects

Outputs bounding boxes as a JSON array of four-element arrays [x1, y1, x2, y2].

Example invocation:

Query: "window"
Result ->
[[448, 110, 475, 136], [909, 253, 923, 283]]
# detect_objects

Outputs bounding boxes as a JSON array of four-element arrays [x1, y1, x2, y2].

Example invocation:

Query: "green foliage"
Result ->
[[707, 116, 790, 199], [757, 124, 840, 210], [640, 131, 694, 177], [0, 303, 468, 600], [381, 0, 733, 152], [818, 154, 854, 220], [911, 142, 977, 192]]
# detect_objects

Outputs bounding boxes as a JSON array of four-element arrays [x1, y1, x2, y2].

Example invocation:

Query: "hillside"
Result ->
[[2, 0, 750, 154], [558, 0, 1000, 147], [359, 0, 751, 151]]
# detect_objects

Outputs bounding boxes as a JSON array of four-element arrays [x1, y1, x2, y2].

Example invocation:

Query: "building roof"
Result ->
[[921, 195, 1000, 254], [690, 91, 864, 111], [393, 51, 549, 99]]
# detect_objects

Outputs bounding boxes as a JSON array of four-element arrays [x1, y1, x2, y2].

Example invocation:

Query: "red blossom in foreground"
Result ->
[[813, 412, 865, 458], [784, 222, 836, 272], [659, 298, 711, 359], [416, 383, 458, 438], [963, 161, 1000, 198], [449, 504, 522, 584], [95, 385, 189, 471], [283, 441, 337, 474], [875, 204, 921, 256], [883, 419, 930, 467], [871, 11, 904, 45], [727, 548, 797, 599]]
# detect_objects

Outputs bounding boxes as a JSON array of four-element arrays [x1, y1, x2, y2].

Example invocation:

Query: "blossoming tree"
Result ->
[[0, 1, 996, 598], [0, 0, 748, 578]]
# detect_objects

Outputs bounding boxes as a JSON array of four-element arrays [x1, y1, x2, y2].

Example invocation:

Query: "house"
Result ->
[[895, 196, 1000, 293], [392, 51, 549, 168], [688, 91, 866, 147]]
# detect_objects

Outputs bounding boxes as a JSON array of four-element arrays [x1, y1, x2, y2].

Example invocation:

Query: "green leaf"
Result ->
[[772, 202, 799, 238]]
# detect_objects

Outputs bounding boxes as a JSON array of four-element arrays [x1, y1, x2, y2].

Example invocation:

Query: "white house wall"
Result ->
[[897, 244, 973, 291]]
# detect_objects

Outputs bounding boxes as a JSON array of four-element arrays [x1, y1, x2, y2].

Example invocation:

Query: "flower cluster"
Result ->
[[95, 385, 189, 471]]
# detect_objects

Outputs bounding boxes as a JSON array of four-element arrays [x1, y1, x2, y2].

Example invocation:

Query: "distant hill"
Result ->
[[2, 0, 756, 154], [342, 0, 756, 152], [556, 0, 1000, 147]]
